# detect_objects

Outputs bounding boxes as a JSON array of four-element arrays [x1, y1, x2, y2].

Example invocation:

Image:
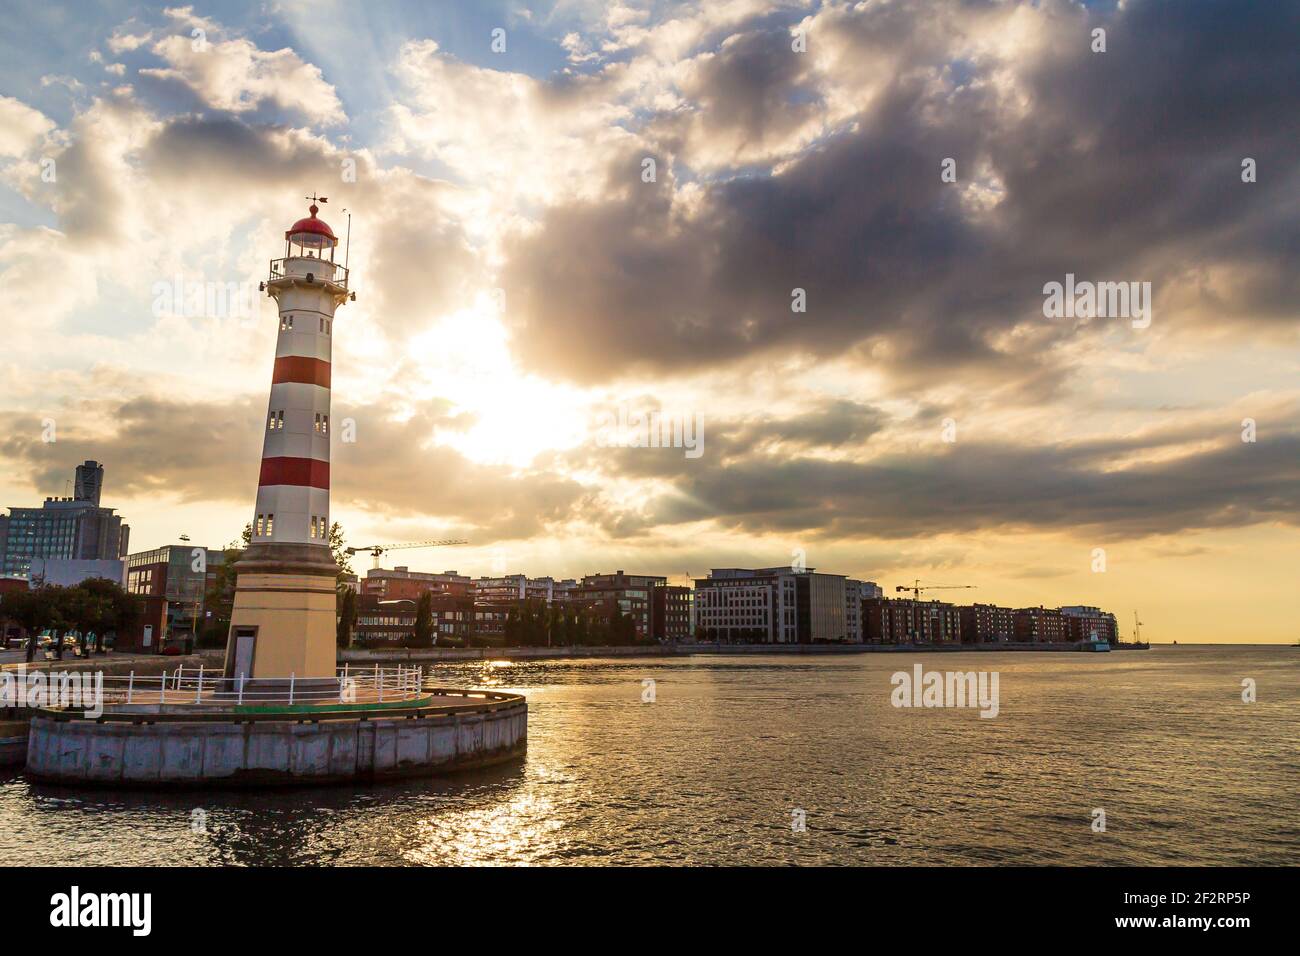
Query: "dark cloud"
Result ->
[[502, 0, 1300, 389], [616, 429, 1300, 546]]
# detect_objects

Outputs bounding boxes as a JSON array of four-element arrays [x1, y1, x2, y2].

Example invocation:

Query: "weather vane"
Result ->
[[306, 193, 329, 205]]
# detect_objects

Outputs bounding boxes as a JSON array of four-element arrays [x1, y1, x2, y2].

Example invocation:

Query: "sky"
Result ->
[[0, 0, 1297, 642]]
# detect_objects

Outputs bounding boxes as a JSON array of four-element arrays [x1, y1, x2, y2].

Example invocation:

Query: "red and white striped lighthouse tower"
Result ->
[[224, 200, 354, 682]]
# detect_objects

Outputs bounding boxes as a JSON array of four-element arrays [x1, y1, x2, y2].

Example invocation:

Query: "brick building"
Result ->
[[1059, 605, 1119, 644], [652, 584, 693, 642], [958, 603, 1017, 644], [1014, 606, 1069, 643]]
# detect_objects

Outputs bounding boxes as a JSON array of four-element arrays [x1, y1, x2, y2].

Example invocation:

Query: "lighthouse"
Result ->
[[224, 200, 354, 683]]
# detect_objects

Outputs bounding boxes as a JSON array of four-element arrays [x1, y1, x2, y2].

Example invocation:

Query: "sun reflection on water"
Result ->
[[404, 786, 563, 866]]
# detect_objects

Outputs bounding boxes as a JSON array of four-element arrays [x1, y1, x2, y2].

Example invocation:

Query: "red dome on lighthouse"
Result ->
[[286, 203, 337, 247]]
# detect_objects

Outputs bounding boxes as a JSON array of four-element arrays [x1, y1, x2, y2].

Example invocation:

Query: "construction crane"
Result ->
[[345, 539, 469, 569], [895, 579, 977, 601]]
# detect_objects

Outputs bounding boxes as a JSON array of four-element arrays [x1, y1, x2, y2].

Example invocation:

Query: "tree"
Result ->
[[202, 547, 242, 648], [547, 605, 561, 648], [2, 588, 57, 663], [76, 577, 140, 653], [41, 586, 74, 660], [61, 585, 104, 657], [328, 522, 352, 582], [413, 592, 434, 647], [336, 586, 356, 649]]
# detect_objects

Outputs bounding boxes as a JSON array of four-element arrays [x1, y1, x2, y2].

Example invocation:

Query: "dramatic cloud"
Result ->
[[503, 0, 1300, 388]]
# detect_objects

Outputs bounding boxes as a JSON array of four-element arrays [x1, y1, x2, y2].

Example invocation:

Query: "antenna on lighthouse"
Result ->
[[342, 208, 352, 272]]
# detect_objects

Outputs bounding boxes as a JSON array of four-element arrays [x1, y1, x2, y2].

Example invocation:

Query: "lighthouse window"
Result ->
[[268, 410, 284, 430], [280, 315, 294, 331], [254, 515, 265, 536], [265, 514, 274, 535]]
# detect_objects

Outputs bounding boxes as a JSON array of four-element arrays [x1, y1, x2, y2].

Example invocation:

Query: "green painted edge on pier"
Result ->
[[229, 694, 437, 715]]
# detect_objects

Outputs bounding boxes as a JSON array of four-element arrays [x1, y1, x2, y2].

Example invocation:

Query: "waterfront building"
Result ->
[[1014, 606, 1069, 643], [353, 593, 474, 645], [695, 567, 851, 643], [958, 603, 1017, 644], [1059, 605, 1119, 643], [224, 201, 354, 681], [845, 579, 864, 643], [865, 596, 912, 643], [363, 567, 472, 600], [858, 580, 884, 600], [577, 571, 666, 641], [474, 574, 577, 604], [864, 597, 960, 643], [652, 584, 693, 642], [0, 461, 130, 579], [918, 600, 961, 643]]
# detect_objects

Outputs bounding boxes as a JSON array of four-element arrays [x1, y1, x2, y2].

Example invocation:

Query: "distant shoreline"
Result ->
[[339, 640, 1163, 664]]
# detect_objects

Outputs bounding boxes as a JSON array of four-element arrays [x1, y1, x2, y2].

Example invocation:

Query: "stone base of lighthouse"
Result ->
[[223, 542, 339, 681]]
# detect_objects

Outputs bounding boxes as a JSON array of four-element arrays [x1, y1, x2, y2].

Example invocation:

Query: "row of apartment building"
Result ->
[[354, 568, 693, 645], [351, 564, 1118, 647]]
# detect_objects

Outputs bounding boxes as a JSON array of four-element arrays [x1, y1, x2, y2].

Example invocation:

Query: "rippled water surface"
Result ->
[[1, 646, 1296, 865]]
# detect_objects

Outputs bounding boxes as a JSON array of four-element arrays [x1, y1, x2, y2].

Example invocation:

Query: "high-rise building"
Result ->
[[0, 460, 130, 579], [74, 460, 104, 506]]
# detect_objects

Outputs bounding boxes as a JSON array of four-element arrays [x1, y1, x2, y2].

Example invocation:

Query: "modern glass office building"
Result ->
[[0, 461, 130, 579]]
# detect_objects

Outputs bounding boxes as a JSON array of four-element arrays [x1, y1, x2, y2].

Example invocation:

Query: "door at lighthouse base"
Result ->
[[232, 628, 257, 681]]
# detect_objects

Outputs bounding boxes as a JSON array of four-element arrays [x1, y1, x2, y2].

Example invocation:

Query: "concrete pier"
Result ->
[[25, 689, 526, 788], [0, 720, 27, 768]]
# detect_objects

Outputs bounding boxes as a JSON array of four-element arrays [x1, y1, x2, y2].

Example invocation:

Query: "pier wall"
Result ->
[[24, 697, 526, 788]]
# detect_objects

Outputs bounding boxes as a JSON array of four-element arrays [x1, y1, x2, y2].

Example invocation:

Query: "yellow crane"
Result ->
[[345, 539, 469, 570], [895, 579, 977, 600]]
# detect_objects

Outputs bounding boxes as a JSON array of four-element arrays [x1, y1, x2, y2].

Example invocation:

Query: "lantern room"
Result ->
[[285, 203, 338, 260]]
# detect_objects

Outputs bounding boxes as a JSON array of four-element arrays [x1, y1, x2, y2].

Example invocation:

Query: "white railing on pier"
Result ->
[[88, 664, 425, 708]]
